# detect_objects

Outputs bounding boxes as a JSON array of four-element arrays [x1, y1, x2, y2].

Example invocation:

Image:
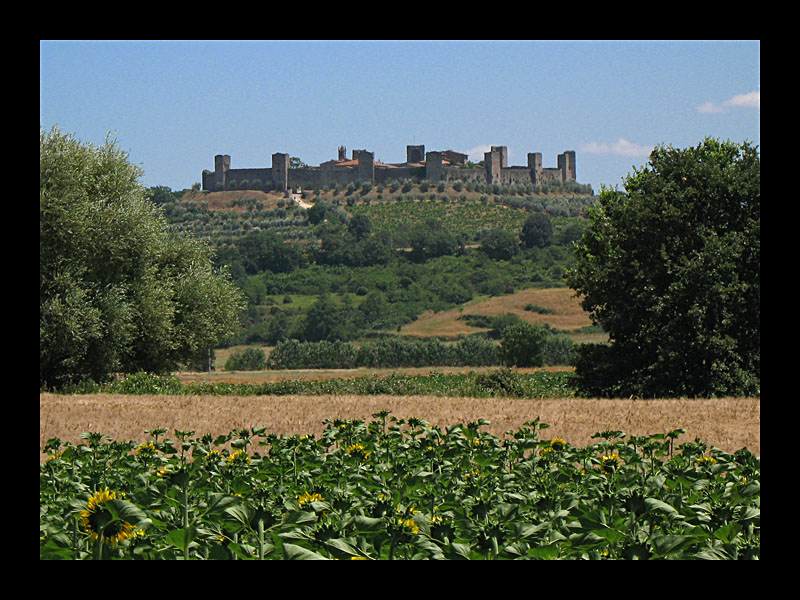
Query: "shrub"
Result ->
[[499, 322, 549, 367], [453, 335, 499, 366], [541, 335, 576, 366], [224, 347, 267, 371], [524, 303, 556, 314], [474, 367, 525, 396]]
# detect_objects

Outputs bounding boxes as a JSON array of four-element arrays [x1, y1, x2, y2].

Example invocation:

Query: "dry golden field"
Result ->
[[180, 189, 285, 212], [398, 287, 605, 342], [40, 391, 760, 461]]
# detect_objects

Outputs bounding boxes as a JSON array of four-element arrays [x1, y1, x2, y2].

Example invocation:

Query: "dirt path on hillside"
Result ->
[[40, 394, 760, 460], [290, 193, 314, 209]]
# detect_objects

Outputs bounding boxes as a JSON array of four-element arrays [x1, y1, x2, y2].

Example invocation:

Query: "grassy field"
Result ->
[[397, 287, 599, 339]]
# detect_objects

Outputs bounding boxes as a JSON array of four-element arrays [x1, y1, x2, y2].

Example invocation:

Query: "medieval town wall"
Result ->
[[202, 145, 577, 192]]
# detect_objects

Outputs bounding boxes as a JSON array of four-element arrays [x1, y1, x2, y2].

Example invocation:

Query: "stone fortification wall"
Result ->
[[202, 145, 577, 192]]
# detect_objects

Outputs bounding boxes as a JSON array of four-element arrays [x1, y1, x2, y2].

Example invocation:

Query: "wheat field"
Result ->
[[40, 393, 760, 461]]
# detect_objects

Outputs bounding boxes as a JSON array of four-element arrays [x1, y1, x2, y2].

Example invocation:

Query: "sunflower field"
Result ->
[[40, 413, 760, 559]]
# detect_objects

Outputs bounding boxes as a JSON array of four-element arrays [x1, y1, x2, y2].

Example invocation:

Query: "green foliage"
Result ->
[[266, 336, 501, 370], [499, 322, 549, 368], [473, 367, 524, 396], [301, 294, 356, 342], [146, 185, 186, 206], [236, 230, 304, 274], [408, 220, 463, 263], [458, 313, 523, 339], [57, 369, 576, 398], [224, 347, 267, 371], [524, 303, 556, 314], [40, 126, 245, 388], [480, 228, 519, 260], [41, 414, 760, 560], [566, 138, 760, 397], [520, 212, 554, 248]]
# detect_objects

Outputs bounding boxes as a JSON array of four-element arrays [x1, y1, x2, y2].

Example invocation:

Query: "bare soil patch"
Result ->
[[40, 393, 759, 461]]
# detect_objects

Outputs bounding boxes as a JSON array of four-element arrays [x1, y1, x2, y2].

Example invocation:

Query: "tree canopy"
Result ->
[[566, 138, 760, 398], [520, 212, 554, 248], [40, 126, 245, 388]]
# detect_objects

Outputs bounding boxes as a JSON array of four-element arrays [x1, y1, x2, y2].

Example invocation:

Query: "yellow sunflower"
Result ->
[[346, 443, 372, 459], [398, 518, 419, 535], [227, 449, 250, 465], [79, 488, 136, 547], [298, 491, 325, 507], [599, 454, 622, 474]]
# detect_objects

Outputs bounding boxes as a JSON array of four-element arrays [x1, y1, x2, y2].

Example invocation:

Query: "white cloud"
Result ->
[[724, 90, 760, 109], [697, 89, 760, 114], [697, 101, 726, 114], [579, 138, 654, 157], [463, 145, 494, 161]]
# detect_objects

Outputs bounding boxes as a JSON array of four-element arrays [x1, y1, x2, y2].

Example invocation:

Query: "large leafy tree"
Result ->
[[520, 212, 554, 248], [40, 126, 245, 387], [566, 138, 760, 397]]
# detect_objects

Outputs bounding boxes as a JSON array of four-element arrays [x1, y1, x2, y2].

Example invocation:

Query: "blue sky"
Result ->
[[40, 40, 760, 193]]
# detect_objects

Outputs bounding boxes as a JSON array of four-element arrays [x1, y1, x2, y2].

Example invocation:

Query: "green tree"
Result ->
[[146, 185, 183, 206], [40, 126, 245, 387], [236, 230, 303, 274], [520, 212, 554, 248], [480, 227, 519, 260], [302, 294, 354, 342], [408, 220, 460, 263], [307, 202, 328, 225], [566, 138, 760, 397], [499, 321, 549, 367], [348, 214, 373, 241]]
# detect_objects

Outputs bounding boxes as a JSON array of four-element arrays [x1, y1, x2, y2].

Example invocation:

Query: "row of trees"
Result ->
[[263, 321, 572, 370]]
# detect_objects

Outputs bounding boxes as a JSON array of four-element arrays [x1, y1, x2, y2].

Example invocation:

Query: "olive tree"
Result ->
[[566, 138, 760, 398], [40, 126, 245, 387]]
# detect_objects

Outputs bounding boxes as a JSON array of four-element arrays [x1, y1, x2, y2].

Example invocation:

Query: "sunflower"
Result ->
[[134, 442, 159, 457], [550, 438, 567, 452], [345, 443, 371, 460], [227, 449, 250, 465], [397, 518, 419, 535], [298, 491, 325, 507], [599, 454, 622, 474], [79, 488, 136, 547]]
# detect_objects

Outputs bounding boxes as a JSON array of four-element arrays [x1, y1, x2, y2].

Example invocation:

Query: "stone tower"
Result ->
[[214, 154, 230, 189], [272, 153, 289, 192], [558, 150, 576, 182], [425, 151, 443, 182], [485, 148, 502, 184], [491, 146, 508, 168], [406, 144, 425, 163], [528, 152, 543, 182], [357, 150, 375, 182], [338, 146, 347, 161]]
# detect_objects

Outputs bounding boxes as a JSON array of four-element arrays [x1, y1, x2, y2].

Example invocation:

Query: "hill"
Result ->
[[398, 287, 597, 339], [150, 182, 601, 356]]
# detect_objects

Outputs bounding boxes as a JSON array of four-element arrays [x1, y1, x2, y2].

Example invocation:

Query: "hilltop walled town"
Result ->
[[203, 144, 577, 193]]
